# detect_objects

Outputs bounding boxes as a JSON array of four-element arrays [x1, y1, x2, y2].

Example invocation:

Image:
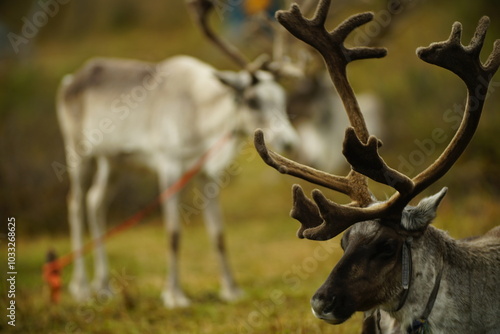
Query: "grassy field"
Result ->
[[0, 221, 362, 334], [1, 0, 499, 333], [1, 155, 362, 334], [1, 151, 499, 334]]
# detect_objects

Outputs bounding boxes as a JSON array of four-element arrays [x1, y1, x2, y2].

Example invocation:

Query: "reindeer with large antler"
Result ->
[[255, 0, 500, 333]]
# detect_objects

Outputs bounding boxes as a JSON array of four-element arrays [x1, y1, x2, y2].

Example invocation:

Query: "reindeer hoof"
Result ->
[[69, 279, 91, 302], [220, 286, 244, 303], [162, 290, 191, 309], [91, 278, 114, 299]]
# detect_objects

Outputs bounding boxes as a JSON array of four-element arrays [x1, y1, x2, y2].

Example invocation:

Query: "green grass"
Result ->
[[2, 222, 361, 334], [0, 223, 354, 333], [1, 152, 499, 334]]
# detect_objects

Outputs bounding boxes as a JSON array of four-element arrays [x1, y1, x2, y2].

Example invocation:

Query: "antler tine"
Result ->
[[290, 184, 323, 239], [290, 185, 375, 240], [255, 128, 376, 239], [417, 17, 500, 88], [253, 12, 307, 79], [186, 0, 250, 69], [408, 16, 500, 196], [276, 0, 387, 143], [254, 129, 352, 195], [342, 127, 415, 195]]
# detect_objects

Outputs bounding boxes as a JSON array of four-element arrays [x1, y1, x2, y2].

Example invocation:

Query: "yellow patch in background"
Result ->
[[244, 0, 271, 15]]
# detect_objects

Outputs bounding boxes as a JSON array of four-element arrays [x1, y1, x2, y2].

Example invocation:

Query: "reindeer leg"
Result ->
[[67, 155, 91, 302], [87, 156, 112, 295], [201, 175, 243, 302], [159, 165, 191, 308]]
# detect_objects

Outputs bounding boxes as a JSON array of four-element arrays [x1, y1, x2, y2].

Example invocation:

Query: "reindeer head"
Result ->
[[311, 188, 447, 324], [187, 0, 299, 154], [254, 0, 500, 325]]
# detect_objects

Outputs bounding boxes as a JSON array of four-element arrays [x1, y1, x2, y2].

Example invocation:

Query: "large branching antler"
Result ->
[[412, 17, 500, 193], [255, 0, 500, 240], [277, 0, 388, 141], [255, 0, 390, 239], [187, 0, 251, 69], [265, 0, 318, 78], [187, 0, 304, 77], [350, 15, 500, 214]]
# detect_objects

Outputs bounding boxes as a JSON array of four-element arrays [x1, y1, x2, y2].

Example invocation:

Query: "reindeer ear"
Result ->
[[401, 187, 448, 232], [214, 71, 251, 93]]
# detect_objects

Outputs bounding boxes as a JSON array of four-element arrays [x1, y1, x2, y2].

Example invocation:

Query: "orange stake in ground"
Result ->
[[43, 250, 62, 304]]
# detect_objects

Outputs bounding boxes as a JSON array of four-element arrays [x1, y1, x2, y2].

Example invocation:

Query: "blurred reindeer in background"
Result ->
[[255, 0, 500, 333], [288, 71, 382, 172], [222, 0, 385, 172], [57, 0, 298, 308]]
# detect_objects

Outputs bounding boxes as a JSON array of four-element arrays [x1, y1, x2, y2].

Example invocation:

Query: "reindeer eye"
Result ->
[[376, 240, 398, 259]]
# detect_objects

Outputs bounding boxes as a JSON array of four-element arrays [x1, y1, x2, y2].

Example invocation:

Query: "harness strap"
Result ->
[[394, 237, 413, 312], [421, 266, 444, 320], [392, 236, 445, 334], [406, 261, 444, 334]]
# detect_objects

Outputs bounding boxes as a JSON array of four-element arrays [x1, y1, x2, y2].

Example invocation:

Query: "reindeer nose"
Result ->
[[283, 131, 300, 154], [311, 295, 336, 317], [283, 141, 295, 154], [310, 295, 346, 325], [273, 138, 297, 155]]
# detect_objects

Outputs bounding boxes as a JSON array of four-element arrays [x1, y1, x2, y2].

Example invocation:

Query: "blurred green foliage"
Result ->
[[0, 0, 499, 235]]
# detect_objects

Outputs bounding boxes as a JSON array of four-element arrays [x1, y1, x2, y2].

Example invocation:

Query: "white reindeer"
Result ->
[[56, 0, 298, 308]]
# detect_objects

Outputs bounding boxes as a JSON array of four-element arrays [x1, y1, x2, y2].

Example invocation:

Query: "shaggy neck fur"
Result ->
[[388, 226, 500, 334]]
